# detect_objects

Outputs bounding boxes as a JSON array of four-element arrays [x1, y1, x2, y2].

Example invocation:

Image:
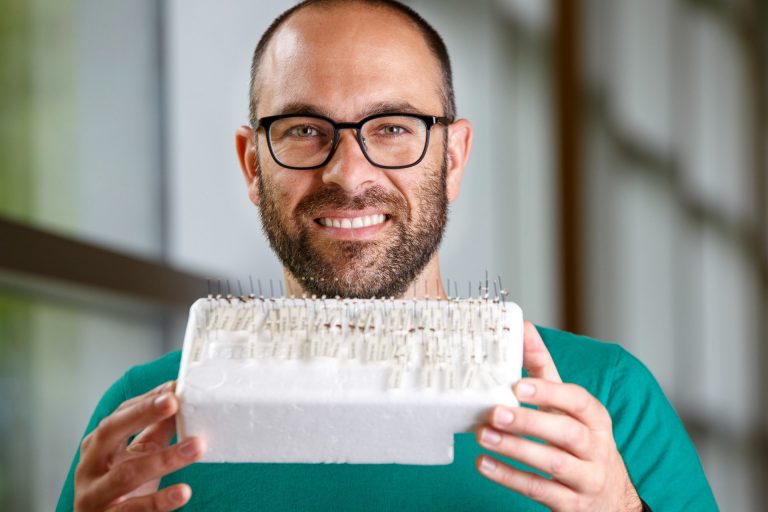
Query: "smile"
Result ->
[[316, 214, 387, 229]]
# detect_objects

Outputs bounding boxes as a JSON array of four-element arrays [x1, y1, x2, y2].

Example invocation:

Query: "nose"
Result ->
[[320, 129, 380, 193]]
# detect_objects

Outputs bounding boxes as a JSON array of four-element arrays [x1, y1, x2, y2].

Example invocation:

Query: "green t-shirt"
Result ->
[[56, 326, 718, 511]]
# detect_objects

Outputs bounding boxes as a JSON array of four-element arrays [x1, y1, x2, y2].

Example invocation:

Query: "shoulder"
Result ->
[[121, 350, 182, 399], [534, 325, 643, 403], [536, 326, 718, 509]]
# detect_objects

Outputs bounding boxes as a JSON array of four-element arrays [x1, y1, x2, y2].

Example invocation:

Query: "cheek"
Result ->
[[268, 172, 315, 216]]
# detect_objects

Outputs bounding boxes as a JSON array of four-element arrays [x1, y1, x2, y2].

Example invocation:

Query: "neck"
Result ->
[[282, 254, 446, 299]]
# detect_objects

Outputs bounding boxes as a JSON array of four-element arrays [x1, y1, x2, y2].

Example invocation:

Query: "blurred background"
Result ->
[[0, 0, 765, 509]]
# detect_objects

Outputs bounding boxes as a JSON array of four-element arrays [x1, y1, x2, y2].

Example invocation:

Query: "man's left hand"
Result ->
[[475, 321, 642, 512]]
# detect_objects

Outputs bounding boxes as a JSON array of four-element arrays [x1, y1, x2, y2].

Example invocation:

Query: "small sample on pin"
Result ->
[[176, 294, 523, 465]]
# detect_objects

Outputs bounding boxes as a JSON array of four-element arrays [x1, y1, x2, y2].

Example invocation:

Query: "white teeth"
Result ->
[[319, 214, 387, 229]]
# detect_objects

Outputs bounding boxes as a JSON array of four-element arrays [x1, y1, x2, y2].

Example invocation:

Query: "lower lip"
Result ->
[[313, 218, 390, 240]]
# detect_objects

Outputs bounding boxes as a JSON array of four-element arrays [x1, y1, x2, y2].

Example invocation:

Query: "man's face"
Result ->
[[248, 5, 459, 298]]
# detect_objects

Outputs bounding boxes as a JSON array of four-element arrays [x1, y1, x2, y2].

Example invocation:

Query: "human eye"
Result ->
[[287, 124, 321, 138], [379, 124, 408, 136]]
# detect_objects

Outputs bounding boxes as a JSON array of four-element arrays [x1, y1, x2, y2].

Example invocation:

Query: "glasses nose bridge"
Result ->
[[332, 121, 367, 156]]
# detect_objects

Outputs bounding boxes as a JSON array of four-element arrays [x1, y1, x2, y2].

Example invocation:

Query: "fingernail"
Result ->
[[480, 456, 497, 473], [494, 408, 514, 425], [168, 488, 185, 503], [179, 439, 202, 458], [480, 428, 502, 446], [516, 382, 535, 398], [154, 393, 171, 408]]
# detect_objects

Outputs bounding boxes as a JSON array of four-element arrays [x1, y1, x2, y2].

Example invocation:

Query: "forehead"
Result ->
[[256, 3, 444, 120]]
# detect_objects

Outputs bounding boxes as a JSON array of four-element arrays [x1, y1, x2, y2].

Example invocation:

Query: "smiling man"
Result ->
[[58, 1, 717, 511]]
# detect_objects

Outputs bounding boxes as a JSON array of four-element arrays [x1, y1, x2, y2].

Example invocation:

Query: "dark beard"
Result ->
[[257, 155, 448, 298]]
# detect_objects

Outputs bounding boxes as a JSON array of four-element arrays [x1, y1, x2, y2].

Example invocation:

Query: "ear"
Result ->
[[235, 125, 260, 205], [445, 118, 472, 203]]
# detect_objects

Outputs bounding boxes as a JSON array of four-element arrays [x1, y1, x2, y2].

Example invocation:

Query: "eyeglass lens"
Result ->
[[268, 115, 428, 168]]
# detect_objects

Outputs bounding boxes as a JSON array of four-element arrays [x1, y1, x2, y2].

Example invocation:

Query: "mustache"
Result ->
[[294, 186, 408, 219]]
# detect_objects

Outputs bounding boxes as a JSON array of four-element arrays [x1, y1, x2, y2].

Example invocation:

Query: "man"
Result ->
[[58, 1, 717, 510]]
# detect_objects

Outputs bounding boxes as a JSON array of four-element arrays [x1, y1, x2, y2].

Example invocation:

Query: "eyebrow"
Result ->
[[267, 100, 426, 120]]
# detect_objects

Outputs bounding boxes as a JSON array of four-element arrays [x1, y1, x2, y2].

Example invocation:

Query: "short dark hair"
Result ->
[[248, 0, 456, 126]]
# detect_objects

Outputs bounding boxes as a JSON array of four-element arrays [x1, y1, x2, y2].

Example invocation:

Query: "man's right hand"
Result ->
[[74, 381, 205, 511]]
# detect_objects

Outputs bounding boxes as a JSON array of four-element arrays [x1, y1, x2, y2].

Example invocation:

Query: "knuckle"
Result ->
[[573, 497, 590, 512], [95, 417, 114, 437], [117, 500, 146, 512], [111, 461, 137, 487], [564, 422, 588, 450], [153, 490, 170, 511], [571, 389, 592, 414], [80, 432, 94, 451], [74, 493, 92, 512], [158, 446, 181, 471], [513, 409, 531, 432], [548, 452, 568, 477], [74, 461, 88, 482], [585, 467, 606, 494], [601, 408, 613, 429], [525, 476, 548, 501]]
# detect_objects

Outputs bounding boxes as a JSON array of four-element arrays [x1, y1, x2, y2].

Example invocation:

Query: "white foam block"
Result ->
[[176, 297, 523, 465]]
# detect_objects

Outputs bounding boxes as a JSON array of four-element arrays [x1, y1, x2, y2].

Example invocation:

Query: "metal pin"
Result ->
[[279, 280, 284, 297], [497, 275, 508, 303], [270, 279, 275, 298]]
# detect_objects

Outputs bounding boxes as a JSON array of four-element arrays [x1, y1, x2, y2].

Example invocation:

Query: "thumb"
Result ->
[[521, 321, 562, 383]]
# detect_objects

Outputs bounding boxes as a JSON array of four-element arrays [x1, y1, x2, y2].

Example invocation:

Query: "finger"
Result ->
[[80, 382, 176, 456], [476, 426, 588, 490], [116, 381, 176, 413], [476, 455, 577, 510], [105, 483, 192, 512], [487, 406, 592, 459], [513, 378, 610, 430], [90, 438, 205, 509], [129, 415, 178, 454], [522, 321, 561, 382], [80, 392, 180, 474]]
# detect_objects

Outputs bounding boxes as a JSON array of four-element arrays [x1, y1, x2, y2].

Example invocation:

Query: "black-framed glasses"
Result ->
[[255, 112, 452, 170]]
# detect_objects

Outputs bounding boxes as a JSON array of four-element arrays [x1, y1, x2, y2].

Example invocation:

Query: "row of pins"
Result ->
[[204, 271, 510, 304], [189, 292, 516, 391]]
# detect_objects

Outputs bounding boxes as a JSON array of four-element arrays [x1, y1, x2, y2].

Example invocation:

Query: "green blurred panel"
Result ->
[[0, 0, 78, 224], [0, 0, 34, 218], [0, 294, 34, 511], [0, 0, 163, 258], [0, 286, 168, 511]]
